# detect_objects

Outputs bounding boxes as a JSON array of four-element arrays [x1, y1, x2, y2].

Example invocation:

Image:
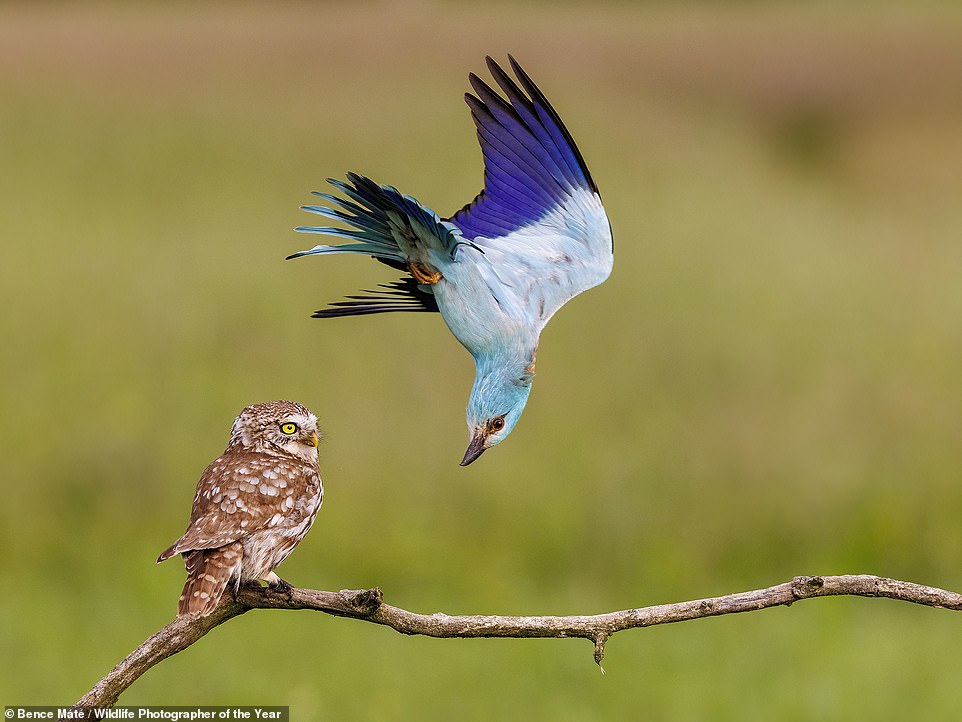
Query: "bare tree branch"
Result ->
[[75, 574, 962, 710]]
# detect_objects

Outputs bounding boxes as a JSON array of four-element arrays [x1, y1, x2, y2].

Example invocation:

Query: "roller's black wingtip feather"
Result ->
[[309, 278, 440, 319]]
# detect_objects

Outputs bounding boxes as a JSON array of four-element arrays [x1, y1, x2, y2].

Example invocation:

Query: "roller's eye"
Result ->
[[489, 415, 506, 432], [280, 422, 298, 435]]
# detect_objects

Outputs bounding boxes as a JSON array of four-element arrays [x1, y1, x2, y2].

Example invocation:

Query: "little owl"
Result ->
[[158, 400, 323, 615]]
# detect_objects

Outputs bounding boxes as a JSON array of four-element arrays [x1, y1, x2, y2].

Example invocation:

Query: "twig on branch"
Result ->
[[75, 574, 962, 710]]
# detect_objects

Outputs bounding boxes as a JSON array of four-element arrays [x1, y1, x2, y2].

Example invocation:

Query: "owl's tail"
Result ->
[[178, 543, 242, 616]]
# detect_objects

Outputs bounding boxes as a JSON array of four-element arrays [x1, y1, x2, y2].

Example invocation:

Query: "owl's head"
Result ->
[[229, 400, 321, 464]]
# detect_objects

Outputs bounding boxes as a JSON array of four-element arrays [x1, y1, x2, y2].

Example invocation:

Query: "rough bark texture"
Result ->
[[75, 574, 962, 709]]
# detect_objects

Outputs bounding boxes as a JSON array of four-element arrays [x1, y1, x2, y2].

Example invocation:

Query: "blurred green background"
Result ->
[[2, 2, 961, 718]]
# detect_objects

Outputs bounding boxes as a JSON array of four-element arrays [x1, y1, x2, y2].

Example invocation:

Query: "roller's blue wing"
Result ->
[[447, 56, 613, 325]]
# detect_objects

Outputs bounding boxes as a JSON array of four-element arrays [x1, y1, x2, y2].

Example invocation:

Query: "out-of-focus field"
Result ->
[[2, 2, 961, 718]]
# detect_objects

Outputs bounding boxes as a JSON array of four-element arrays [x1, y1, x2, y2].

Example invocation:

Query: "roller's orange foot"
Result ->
[[409, 261, 442, 285]]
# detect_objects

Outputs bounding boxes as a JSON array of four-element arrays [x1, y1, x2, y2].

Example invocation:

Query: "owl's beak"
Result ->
[[304, 431, 319, 448], [460, 431, 486, 467]]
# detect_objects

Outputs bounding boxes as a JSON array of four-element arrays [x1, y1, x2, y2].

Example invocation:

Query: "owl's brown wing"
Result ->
[[157, 451, 317, 562]]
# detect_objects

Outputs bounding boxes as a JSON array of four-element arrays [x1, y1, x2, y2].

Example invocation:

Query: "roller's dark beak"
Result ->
[[460, 431, 487, 467]]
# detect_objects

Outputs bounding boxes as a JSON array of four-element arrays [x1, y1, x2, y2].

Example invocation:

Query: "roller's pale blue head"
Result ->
[[460, 359, 534, 466]]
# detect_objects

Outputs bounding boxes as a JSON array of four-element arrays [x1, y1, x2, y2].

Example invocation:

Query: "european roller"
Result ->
[[290, 56, 613, 465]]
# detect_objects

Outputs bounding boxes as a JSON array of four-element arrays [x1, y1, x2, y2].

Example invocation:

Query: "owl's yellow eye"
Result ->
[[280, 422, 298, 435]]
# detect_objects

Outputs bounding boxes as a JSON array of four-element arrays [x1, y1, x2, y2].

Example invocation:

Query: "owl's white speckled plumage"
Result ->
[[158, 401, 323, 615]]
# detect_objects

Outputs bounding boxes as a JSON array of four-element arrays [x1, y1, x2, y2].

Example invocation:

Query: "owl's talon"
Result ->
[[268, 577, 294, 598]]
